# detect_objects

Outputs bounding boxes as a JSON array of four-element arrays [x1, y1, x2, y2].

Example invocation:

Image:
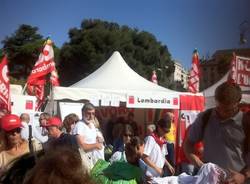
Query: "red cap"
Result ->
[[46, 117, 62, 127], [1, 114, 22, 131]]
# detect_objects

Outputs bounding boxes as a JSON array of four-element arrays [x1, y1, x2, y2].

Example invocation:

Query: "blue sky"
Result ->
[[1, 0, 250, 69]]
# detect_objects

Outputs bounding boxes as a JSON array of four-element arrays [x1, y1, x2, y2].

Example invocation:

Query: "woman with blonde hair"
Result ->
[[63, 113, 79, 134]]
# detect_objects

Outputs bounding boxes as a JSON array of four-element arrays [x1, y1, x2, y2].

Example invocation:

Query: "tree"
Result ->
[[0, 49, 3, 58], [1, 24, 45, 79], [59, 19, 174, 87]]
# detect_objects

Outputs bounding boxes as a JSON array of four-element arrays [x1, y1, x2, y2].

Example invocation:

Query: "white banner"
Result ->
[[59, 102, 84, 120], [126, 92, 179, 109], [11, 94, 36, 114], [229, 56, 250, 88]]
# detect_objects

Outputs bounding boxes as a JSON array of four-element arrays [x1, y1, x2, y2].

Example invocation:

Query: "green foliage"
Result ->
[[59, 19, 174, 87], [2, 24, 45, 79], [0, 49, 3, 58], [9, 76, 26, 87]]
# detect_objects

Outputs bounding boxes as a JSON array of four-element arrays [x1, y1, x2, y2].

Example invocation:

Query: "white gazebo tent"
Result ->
[[52, 51, 180, 111], [202, 72, 250, 109]]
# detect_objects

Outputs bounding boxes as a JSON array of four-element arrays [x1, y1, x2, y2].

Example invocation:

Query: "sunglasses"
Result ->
[[6, 128, 21, 135]]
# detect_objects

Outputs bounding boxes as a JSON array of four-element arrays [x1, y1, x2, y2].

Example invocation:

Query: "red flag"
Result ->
[[0, 56, 11, 112], [27, 40, 55, 83], [151, 70, 158, 84], [188, 49, 200, 93], [50, 69, 60, 86], [27, 39, 59, 110]]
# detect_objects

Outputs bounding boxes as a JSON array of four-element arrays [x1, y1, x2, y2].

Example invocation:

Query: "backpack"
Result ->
[[201, 108, 250, 155]]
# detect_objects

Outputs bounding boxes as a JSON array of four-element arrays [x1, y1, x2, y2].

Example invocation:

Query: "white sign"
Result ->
[[11, 94, 36, 115], [59, 102, 84, 121], [230, 56, 250, 87], [126, 93, 179, 109]]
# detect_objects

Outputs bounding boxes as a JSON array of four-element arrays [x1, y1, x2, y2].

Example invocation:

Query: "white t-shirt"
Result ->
[[109, 151, 127, 163], [143, 136, 167, 176], [21, 122, 48, 143], [73, 121, 97, 144], [73, 120, 104, 163]]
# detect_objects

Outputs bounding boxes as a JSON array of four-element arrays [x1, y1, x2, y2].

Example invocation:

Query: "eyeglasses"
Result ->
[[6, 128, 21, 135]]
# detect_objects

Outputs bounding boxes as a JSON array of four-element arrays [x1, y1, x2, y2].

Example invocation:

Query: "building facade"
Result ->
[[200, 48, 250, 91], [170, 61, 188, 89]]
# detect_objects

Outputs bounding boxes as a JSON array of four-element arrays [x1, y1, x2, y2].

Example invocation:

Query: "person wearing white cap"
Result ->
[[73, 103, 104, 167]]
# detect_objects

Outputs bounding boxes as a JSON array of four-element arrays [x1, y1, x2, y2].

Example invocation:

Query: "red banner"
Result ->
[[50, 69, 60, 86], [176, 94, 205, 164], [228, 55, 250, 87], [0, 56, 11, 112], [28, 60, 55, 83], [27, 39, 59, 110]]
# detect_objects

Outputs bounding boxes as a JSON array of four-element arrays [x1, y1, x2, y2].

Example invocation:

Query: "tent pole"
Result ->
[[176, 108, 182, 173], [144, 109, 147, 137], [50, 84, 55, 115], [22, 83, 27, 95]]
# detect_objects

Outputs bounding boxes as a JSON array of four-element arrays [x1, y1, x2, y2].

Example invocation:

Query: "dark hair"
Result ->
[[123, 124, 134, 136], [156, 118, 171, 129], [215, 82, 242, 105], [125, 136, 144, 166], [81, 102, 95, 113], [39, 113, 51, 121], [128, 112, 134, 117], [23, 147, 94, 184]]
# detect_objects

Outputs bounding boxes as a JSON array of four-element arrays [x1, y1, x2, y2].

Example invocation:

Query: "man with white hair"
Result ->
[[20, 113, 47, 144], [73, 102, 104, 166]]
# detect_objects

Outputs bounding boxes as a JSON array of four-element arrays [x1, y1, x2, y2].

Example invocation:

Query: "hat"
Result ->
[[1, 114, 22, 131], [46, 117, 62, 127]]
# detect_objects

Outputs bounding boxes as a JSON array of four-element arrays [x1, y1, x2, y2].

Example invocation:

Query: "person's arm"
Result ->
[[33, 125, 48, 143], [142, 154, 163, 176], [21, 125, 29, 140], [76, 134, 102, 152], [164, 159, 175, 175], [227, 169, 247, 184], [183, 137, 204, 168], [243, 168, 250, 182], [183, 112, 206, 168]]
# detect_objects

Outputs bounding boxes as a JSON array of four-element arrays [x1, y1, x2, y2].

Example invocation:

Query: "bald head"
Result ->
[[20, 113, 30, 124]]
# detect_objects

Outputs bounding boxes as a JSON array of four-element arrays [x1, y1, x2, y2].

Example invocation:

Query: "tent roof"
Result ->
[[71, 51, 176, 93], [202, 72, 250, 109], [53, 51, 180, 109], [202, 73, 229, 97]]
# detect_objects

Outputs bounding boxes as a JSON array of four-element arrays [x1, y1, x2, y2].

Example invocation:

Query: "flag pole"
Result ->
[[50, 81, 55, 115]]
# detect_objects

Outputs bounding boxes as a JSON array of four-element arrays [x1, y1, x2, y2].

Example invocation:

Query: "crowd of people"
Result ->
[[0, 81, 249, 184]]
